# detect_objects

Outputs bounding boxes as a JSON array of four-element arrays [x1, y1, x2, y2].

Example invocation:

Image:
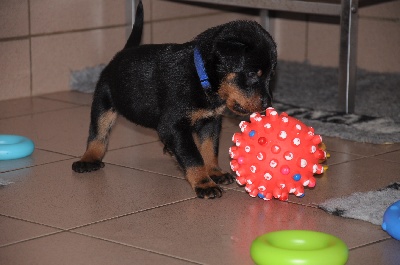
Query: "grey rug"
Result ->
[[272, 61, 400, 144], [319, 183, 400, 226], [70, 61, 400, 144], [70, 65, 105, 93]]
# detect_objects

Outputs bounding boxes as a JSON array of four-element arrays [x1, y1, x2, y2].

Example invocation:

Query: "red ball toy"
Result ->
[[229, 107, 327, 201]]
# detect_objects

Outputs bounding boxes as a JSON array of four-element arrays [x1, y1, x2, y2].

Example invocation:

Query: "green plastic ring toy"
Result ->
[[0, 134, 35, 160], [251, 230, 348, 265]]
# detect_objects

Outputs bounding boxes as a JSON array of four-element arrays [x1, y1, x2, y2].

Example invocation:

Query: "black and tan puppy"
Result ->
[[72, 1, 277, 199]]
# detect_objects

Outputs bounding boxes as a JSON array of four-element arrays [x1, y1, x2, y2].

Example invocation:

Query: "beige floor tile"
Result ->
[[30, 0, 126, 35], [0, 0, 29, 39], [347, 239, 400, 265], [0, 106, 159, 157], [74, 190, 388, 265], [0, 215, 60, 247], [230, 155, 400, 205], [0, 40, 31, 101], [320, 136, 400, 156], [221, 116, 240, 129], [307, 16, 340, 68], [1, 91, 398, 264], [106, 130, 239, 181], [0, 149, 71, 174], [273, 14, 307, 62], [152, 12, 259, 44], [358, 19, 400, 73], [214, 121, 400, 157], [152, 0, 219, 21], [0, 159, 195, 229], [105, 141, 183, 178], [0, 232, 195, 265], [360, 0, 400, 19], [31, 27, 126, 95], [220, 130, 364, 166], [374, 150, 400, 164], [323, 150, 363, 165], [0, 97, 77, 120], [288, 157, 400, 205], [39, 91, 94, 106]]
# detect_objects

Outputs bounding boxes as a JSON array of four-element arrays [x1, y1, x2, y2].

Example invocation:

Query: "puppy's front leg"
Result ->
[[158, 121, 223, 199], [194, 116, 235, 185]]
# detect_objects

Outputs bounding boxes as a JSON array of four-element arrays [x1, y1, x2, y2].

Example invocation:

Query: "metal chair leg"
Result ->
[[338, 0, 359, 113], [260, 9, 271, 32]]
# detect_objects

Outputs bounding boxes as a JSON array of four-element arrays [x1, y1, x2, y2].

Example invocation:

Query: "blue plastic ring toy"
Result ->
[[0, 134, 35, 160], [382, 200, 400, 240]]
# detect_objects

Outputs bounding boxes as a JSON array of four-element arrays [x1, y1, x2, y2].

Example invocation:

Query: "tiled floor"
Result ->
[[0, 91, 399, 264]]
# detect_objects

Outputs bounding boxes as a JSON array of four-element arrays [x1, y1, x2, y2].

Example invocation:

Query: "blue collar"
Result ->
[[194, 47, 211, 90]]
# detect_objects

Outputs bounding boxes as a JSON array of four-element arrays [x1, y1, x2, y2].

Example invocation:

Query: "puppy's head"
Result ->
[[198, 21, 277, 115]]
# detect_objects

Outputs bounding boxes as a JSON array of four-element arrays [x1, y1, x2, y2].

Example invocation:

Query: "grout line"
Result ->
[[27, 0, 33, 97], [150, 11, 226, 24], [70, 231, 204, 264], [107, 139, 162, 152], [230, 188, 320, 208], [0, 10, 226, 43], [0, 104, 87, 121], [324, 155, 368, 167], [65, 197, 196, 231], [304, 14, 309, 62], [33, 148, 77, 158], [0, 213, 64, 231], [103, 162, 186, 180], [367, 149, 400, 162], [37, 94, 91, 106], [0, 198, 196, 249], [349, 237, 391, 251], [359, 15, 400, 24], [312, 154, 367, 169], [0, 23, 129, 43], [0, 156, 75, 174], [0, 230, 65, 248], [149, 0, 153, 44], [0, 213, 67, 248]]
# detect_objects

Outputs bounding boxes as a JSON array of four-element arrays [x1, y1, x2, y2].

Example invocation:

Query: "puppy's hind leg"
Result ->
[[72, 86, 117, 173]]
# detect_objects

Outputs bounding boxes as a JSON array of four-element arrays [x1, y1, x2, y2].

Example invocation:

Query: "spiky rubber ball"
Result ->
[[229, 108, 327, 201]]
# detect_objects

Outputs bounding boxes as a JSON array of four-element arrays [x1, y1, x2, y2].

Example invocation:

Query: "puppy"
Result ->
[[72, 1, 277, 199]]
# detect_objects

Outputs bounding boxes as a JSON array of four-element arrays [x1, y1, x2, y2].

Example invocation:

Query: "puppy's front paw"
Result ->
[[210, 172, 235, 185], [195, 182, 224, 199], [72, 161, 104, 173], [186, 167, 224, 199]]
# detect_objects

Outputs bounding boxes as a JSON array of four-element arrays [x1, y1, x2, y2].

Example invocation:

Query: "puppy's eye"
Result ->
[[247, 70, 262, 78], [247, 72, 257, 78]]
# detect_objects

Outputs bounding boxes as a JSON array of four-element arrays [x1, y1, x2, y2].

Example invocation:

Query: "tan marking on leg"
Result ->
[[80, 140, 106, 162], [199, 138, 217, 171], [186, 167, 223, 199], [186, 166, 213, 189], [198, 137, 227, 178], [189, 106, 226, 125], [80, 110, 117, 162], [190, 109, 211, 125], [97, 110, 117, 139]]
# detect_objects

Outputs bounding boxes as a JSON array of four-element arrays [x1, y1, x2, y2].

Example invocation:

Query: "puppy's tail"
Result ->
[[124, 0, 143, 49]]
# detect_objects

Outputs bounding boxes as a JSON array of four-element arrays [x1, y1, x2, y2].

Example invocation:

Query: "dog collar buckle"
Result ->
[[194, 47, 211, 90]]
